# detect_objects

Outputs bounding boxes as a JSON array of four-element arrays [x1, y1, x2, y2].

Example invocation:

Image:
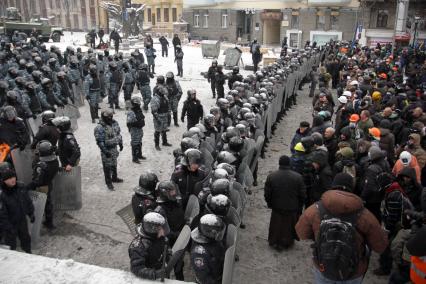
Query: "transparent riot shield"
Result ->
[[166, 225, 191, 276], [26, 114, 42, 137], [184, 194, 200, 227], [227, 207, 241, 228], [116, 204, 137, 237], [11, 148, 33, 186], [27, 190, 47, 248], [51, 166, 82, 211], [251, 135, 265, 173], [222, 245, 236, 284]]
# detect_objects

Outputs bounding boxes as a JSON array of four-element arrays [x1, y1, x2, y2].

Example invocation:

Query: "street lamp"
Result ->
[[412, 16, 420, 48]]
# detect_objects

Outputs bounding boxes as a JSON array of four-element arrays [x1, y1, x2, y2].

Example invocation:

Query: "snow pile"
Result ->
[[0, 249, 188, 284]]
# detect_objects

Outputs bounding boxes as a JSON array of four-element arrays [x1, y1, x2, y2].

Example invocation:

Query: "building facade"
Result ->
[[182, 0, 360, 47], [360, 0, 426, 47], [132, 0, 184, 36], [2, 0, 108, 31]]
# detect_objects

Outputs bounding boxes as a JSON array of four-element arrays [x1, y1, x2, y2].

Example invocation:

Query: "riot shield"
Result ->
[[227, 207, 241, 228], [11, 148, 33, 185], [63, 104, 81, 119], [226, 224, 238, 248], [222, 245, 236, 284], [229, 189, 242, 217], [193, 167, 211, 198], [27, 114, 42, 137], [251, 136, 265, 173], [72, 82, 84, 107], [51, 166, 82, 211], [224, 48, 242, 68], [27, 190, 47, 248], [166, 225, 191, 276], [116, 204, 137, 237], [237, 163, 254, 188], [184, 195, 200, 227]]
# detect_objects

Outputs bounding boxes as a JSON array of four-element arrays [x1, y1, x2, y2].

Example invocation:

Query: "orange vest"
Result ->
[[411, 256, 426, 284], [0, 143, 10, 162]]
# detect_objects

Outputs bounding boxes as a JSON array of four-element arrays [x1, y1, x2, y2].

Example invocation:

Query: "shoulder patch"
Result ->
[[194, 245, 206, 255], [194, 257, 205, 268]]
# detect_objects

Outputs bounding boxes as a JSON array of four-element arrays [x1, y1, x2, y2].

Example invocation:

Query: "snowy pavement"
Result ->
[[7, 32, 389, 283]]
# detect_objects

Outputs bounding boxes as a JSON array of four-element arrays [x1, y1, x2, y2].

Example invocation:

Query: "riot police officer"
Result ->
[[122, 62, 135, 110], [190, 214, 226, 284], [181, 89, 204, 130], [127, 96, 146, 163], [29, 141, 59, 229], [107, 61, 122, 110], [165, 72, 182, 127], [154, 180, 185, 280], [94, 109, 124, 191], [215, 65, 227, 99], [0, 106, 30, 150], [52, 116, 81, 171], [175, 45, 184, 77], [207, 60, 218, 98], [136, 63, 153, 111], [131, 171, 158, 225], [84, 65, 101, 123], [228, 66, 243, 90], [31, 110, 60, 149], [151, 83, 171, 151], [129, 212, 169, 280]]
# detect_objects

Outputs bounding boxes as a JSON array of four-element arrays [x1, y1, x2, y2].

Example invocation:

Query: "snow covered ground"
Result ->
[[0, 248, 188, 284], [1, 32, 389, 283]]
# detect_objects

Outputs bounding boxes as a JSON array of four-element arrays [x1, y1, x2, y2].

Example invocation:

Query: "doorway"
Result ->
[[263, 19, 280, 45]]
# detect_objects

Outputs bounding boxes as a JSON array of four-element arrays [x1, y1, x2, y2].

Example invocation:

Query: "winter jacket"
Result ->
[[361, 153, 391, 204], [264, 165, 306, 213], [290, 128, 311, 154], [383, 182, 414, 232], [295, 190, 388, 279], [397, 167, 423, 211], [392, 156, 421, 184], [324, 135, 338, 166], [357, 118, 374, 135], [406, 133, 426, 170], [0, 182, 34, 231]]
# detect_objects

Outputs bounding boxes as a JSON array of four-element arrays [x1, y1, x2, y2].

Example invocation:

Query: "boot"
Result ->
[[162, 132, 172, 147], [132, 145, 140, 164], [155, 132, 161, 151], [43, 220, 56, 230], [173, 112, 179, 127], [104, 167, 114, 190], [111, 166, 124, 183], [143, 104, 148, 111], [137, 144, 146, 160], [152, 65, 155, 74]]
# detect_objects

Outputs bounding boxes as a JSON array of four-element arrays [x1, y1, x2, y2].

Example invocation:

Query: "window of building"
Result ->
[[331, 12, 339, 30], [317, 13, 325, 30], [147, 8, 152, 22], [291, 14, 299, 29], [157, 8, 161, 22], [377, 10, 389, 28], [289, 33, 298, 48], [164, 8, 169, 22], [222, 11, 228, 28], [89, 0, 94, 7], [203, 12, 209, 28], [172, 8, 177, 22], [194, 13, 200, 27]]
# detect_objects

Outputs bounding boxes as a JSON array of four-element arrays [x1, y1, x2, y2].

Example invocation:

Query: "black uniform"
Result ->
[[0, 181, 34, 253], [29, 159, 59, 226], [190, 240, 225, 284], [128, 233, 167, 280], [131, 194, 156, 225], [181, 97, 203, 130], [171, 165, 208, 208], [31, 123, 60, 149], [207, 66, 217, 98], [57, 130, 81, 167], [215, 70, 227, 99], [0, 117, 30, 150], [228, 73, 243, 90], [159, 36, 169, 57]]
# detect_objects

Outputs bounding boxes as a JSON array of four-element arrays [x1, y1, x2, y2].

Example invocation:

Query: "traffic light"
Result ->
[[124, 0, 132, 9]]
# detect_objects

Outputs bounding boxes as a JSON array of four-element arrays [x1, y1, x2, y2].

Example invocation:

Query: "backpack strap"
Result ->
[[316, 200, 363, 225]]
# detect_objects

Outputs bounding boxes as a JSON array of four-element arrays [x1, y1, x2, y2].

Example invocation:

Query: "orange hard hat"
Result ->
[[349, 114, 360, 122], [369, 127, 381, 139]]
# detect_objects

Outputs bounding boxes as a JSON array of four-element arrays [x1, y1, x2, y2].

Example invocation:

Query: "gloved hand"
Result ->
[[19, 144, 26, 151], [119, 143, 123, 152], [29, 215, 35, 223], [155, 268, 166, 280], [32, 114, 37, 119]]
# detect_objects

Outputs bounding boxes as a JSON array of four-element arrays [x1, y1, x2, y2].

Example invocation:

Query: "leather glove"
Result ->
[[119, 143, 123, 152], [155, 268, 166, 280], [29, 215, 35, 223]]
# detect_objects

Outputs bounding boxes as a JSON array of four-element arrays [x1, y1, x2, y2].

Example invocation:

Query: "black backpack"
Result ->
[[313, 201, 362, 281]]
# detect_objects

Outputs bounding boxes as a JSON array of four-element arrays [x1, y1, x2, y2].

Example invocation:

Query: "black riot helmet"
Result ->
[[52, 116, 71, 132], [210, 178, 230, 196], [89, 65, 97, 76], [2, 105, 17, 121], [41, 110, 56, 124], [134, 171, 159, 196], [229, 136, 244, 153], [181, 137, 200, 152], [216, 163, 236, 178], [156, 75, 165, 85], [166, 71, 174, 80], [37, 140, 56, 162], [101, 109, 114, 124], [216, 151, 237, 165], [131, 96, 142, 106], [182, 148, 202, 167], [206, 194, 231, 217], [196, 214, 226, 242], [232, 66, 239, 74], [137, 212, 170, 238], [203, 114, 215, 127], [212, 168, 229, 181], [212, 60, 218, 66], [140, 63, 148, 70], [156, 180, 181, 203]]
